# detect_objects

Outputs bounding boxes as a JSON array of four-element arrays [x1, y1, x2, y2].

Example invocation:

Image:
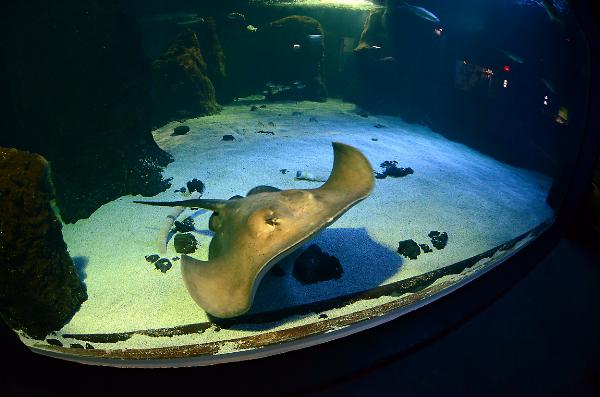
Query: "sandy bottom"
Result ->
[[58, 98, 553, 335]]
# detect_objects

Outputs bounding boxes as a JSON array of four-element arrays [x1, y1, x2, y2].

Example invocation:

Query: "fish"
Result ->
[[227, 12, 245, 21], [377, 56, 398, 63], [398, 1, 440, 23], [541, 0, 564, 27], [246, 24, 258, 32], [176, 17, 205, 25], [541, 78, 557, 94], [501, 50, 525, 64], [135, 142, 374, 318]]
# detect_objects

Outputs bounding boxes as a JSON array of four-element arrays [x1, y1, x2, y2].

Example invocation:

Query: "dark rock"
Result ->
[[397, 239, 421, 260], [0, 148, 87, 339], [172, 257, 180, 261], [419, 243, 433, 253], [309, 117, 318, 122], [429, 231, 448, 250], [1, 3, 173, 223], [250, 105, 258, 111], [385, 166, 414, 178], [152, 29, 219, 125], [374, 124, 387, 128], [174, 233, 198, 254], [222, 134, 235, 141], [172, 125, 190, 136], [186, 178, 205, 194], [145, 254, 160, 263], [318, 313, 328, 319], [269, 264, 286, 277], [85, 343, 94, 350], [376, 160, 414, 179], [372, 138, 378, 141], [256, 130, 275, 135], [292, 244, 344, 284], [46, 338, 63, 347], [174, 187, 187, 193], [280, 169, 288, 174], [173, 217, 195, 233], [154, 258, 173, 273], [70, 343, 84, 349], [260, 104, 267, 108]]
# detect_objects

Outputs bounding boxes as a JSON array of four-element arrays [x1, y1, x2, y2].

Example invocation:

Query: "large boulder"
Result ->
[[152, 29, 219, 125], [0, 148, 87, 339], [0, 0, 173, 223]]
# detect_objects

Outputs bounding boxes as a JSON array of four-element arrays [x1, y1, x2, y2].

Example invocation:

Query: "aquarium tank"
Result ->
[[0, 0, 592, 366]]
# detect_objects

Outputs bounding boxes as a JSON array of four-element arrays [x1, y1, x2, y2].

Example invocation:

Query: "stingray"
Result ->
[[134, 142, 374, 318]]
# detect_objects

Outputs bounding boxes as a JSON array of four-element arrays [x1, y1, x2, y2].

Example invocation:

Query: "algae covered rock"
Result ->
[[174, 233, 198, 254], [152, 29, 219, 125], [0, 148, 87, 339]]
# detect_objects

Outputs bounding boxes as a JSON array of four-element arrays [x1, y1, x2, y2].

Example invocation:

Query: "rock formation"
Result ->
[[152, 29, 219, 125], [0, 148, 87, 339]]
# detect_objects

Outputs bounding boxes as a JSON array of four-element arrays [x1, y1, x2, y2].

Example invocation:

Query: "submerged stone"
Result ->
[[154, 258, 173, 273], [222, 134, 235, 141], [172, 125, 190, 136], [397, 239, 421, 260], [173, 217, 195, 233], [174, 233, 198, 254], [186, 178, 205, 194], [429, 231, 448, 250], [419, 243, 433, 253], [293, 244, 344, 284], [145, 254, 160, 263]]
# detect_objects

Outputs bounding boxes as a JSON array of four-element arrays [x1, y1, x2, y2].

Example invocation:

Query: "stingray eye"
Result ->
[[265, 215, 279, 226]]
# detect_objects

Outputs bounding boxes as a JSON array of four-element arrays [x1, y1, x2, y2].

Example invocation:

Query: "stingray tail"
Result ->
[[134, 198, 229, 211]]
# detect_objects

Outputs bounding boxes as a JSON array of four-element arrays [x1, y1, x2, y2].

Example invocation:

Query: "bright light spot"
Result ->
[[503, 65, 511, 72], [434, 27, 443, 36], [293, 44, 301, 51], [371, 45, 381, 49], [503, 79, 508, 88], [266, 0, 376, 10], [463, 60, 468, 64], [544, 95, 548, 100], [544, 100, 548, 106]]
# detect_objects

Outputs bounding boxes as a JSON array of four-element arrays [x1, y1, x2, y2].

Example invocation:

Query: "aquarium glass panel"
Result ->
[[0, 0, 590, 365]]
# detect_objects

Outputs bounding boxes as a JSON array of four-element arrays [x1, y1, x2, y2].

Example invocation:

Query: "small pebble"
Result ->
[[280, 168, 288, 174], [145, 254, 160, 263], [250, 105, 258, 111], [371, 138, 378, 141], [174, 187, 186, 193], [222, 135, 235, 141], [260, 104, 267, 108], [70, 343, 84, 349], [419, 243, 433, 253], [318, 313, 328, 319]]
